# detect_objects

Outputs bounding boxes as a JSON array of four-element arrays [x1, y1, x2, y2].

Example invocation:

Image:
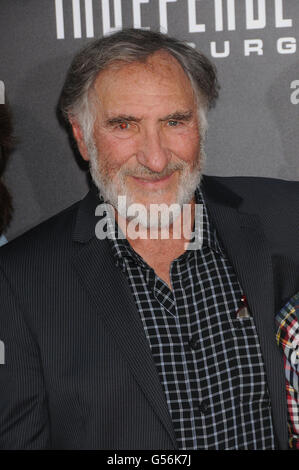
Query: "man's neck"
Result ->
[[115, 197, 196, 289]]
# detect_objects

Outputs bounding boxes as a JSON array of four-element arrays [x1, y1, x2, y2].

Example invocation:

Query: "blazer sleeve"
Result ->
[[0, 267, 50, 449]]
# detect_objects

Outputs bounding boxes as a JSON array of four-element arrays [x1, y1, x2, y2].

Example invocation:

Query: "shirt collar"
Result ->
[[105, 186, 225, 270]]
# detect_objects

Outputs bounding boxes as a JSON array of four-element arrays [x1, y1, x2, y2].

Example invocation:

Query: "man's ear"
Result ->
[[70, 119, 89, 161]]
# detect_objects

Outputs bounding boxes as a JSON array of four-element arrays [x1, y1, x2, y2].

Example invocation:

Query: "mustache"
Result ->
[[121, 162, 187, 181]]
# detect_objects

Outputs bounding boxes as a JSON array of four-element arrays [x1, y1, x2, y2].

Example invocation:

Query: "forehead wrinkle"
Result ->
[[94, 51, 194, 100]]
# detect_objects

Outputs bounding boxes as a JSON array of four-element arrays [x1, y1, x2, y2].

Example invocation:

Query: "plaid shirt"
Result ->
[[104, 188, 275, 449], [276, 292, 299, 449]]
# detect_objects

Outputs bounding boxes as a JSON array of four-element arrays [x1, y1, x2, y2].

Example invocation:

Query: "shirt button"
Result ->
[[188, 337, 200, 350], [197, 400, 209, 414]]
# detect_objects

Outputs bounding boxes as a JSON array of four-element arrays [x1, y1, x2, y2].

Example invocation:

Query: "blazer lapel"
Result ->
[[71, 188, 177, 448], [203, 177, 288, 449]]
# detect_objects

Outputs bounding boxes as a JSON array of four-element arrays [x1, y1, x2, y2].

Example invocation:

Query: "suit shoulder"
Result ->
[[205, 174, 298, 191], [204, 175, 299, 206], [0, 199, 81, 265]]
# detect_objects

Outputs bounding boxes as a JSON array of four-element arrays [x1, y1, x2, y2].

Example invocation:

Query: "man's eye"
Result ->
[[168, 120, 180, 127], [118, 122, 129, 130]]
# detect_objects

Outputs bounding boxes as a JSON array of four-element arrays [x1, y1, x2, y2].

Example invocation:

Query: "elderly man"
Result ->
[[0, 29, 298, 450]]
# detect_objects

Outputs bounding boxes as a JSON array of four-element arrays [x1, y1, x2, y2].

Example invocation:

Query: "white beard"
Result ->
[[87, 137, 205, 229]]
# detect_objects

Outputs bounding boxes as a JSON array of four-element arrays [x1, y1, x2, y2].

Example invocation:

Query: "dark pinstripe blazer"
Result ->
[[0, 176, 298, 449]]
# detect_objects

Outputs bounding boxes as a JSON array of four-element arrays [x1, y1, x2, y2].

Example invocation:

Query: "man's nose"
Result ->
[[136, 127, 171, 173]]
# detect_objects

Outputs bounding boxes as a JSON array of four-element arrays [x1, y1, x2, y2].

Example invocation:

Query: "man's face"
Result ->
[[74, 51, 204, 226]]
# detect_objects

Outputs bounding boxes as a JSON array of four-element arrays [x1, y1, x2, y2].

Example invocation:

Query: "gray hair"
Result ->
[[59, 28, 219, 143]]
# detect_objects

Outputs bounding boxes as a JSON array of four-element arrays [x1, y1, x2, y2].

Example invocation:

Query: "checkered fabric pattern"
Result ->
[[276, 292, 299, 449], [104, 188, 275, 449]]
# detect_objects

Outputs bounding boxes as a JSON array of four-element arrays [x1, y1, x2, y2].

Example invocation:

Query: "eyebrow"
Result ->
[[105, 110, 193, 126], [159, 111, 193, 122], [105, 115, 142, 126]]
